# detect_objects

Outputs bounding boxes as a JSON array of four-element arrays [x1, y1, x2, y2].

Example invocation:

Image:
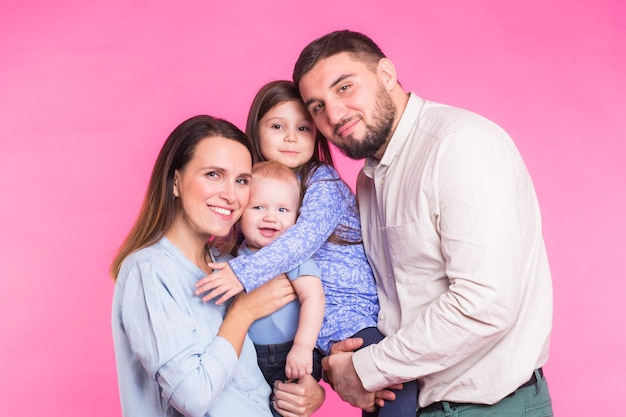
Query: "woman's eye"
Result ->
[[236, 177, 249, 185], [206, 171, 219, 178]]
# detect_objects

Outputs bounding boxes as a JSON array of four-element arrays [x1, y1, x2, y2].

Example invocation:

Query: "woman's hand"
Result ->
[[230, 274, 295, 325], [218, 275, 295, 356], [272, 375, 325, 417]]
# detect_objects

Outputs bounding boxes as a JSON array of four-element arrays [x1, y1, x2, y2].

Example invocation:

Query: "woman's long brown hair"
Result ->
[[109, 115, 252, 280]]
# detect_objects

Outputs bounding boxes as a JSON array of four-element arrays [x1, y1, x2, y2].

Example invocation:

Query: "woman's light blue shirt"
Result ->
[[112, 237, 272, 417]]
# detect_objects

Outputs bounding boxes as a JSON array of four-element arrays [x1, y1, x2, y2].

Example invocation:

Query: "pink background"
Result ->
[[1, 1, 624, 415]]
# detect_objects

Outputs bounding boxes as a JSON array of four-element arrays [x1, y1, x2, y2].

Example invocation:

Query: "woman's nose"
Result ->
[[219, 182, 236, 202]]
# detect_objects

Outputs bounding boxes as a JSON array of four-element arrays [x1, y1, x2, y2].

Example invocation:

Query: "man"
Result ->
[[293, 30, 554, 416]]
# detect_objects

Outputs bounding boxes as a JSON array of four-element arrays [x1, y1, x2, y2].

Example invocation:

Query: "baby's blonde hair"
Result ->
[[252, 161, 300, 202]]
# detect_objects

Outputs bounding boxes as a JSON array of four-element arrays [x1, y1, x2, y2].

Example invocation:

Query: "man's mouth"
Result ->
[[335, 117, 360, 138]]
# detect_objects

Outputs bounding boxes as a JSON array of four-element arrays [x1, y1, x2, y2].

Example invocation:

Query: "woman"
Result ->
[[110, 115, 323, 417]]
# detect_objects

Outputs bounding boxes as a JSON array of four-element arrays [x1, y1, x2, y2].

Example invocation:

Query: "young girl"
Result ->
[[110, 115, 323, 417], [197, 81, 418, 416]]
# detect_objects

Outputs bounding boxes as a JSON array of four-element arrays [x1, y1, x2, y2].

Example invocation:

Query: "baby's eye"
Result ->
[[251, 205, 263, 210], [277, 207, 288, 213]]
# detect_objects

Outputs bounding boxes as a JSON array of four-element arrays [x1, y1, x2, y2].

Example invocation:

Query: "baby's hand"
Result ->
[[286, 344, 313, 380], [195, 262, 243, 304]]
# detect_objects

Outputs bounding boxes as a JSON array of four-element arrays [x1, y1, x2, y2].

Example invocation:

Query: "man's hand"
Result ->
[[324, 337, 400, 410], [273, 376, 325, 417], [322, 349, 375, 411], [195, 262, 243, 304]]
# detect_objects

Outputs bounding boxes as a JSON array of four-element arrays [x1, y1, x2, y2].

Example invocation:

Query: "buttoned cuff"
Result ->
[[353, 345, 388, 392]]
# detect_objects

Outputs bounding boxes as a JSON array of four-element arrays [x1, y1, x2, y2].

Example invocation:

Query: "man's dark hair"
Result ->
[[293, 30, 386, 91]]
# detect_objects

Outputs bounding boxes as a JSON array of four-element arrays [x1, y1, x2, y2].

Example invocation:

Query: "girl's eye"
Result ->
[[298, 126, 311, 132], [271, 124, 283, 130]]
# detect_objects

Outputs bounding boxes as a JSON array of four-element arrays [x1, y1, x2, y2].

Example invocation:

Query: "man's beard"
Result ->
[[335, 86, 396, 160]]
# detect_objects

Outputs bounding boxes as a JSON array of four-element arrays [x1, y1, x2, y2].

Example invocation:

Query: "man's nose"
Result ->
[[326, 100, 348, 126]]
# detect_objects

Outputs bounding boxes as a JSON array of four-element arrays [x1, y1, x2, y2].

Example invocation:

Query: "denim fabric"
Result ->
[[254, 341, 324, 417]]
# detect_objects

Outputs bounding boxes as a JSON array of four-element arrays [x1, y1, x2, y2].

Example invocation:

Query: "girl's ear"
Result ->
[[377, 58, 398, 91]]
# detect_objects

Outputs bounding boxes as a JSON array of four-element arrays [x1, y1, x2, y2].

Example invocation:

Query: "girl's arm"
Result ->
[[197, 166, 349, 300]]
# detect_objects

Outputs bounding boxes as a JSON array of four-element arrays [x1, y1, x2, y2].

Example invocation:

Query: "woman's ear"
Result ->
[[173, 171, 180, 198], [377, 58, 398, 90]]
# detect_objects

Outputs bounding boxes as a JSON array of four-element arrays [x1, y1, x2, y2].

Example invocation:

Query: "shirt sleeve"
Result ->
[[120, 260, 239, 417], [354, 123, 526, 390], [286, 257, 322, 280], [230, 165, 347, 291]]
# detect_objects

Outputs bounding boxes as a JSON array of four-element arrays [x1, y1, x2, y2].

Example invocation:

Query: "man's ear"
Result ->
[[377, 58, 398, 90]]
